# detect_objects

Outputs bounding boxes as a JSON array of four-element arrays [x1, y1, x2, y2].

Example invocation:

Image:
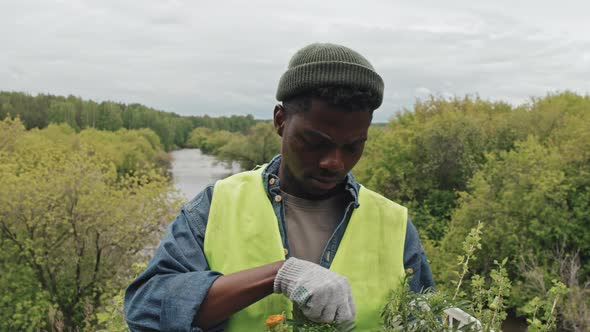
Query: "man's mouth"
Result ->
[[312, 176, 339, 183], [310, 175, 341, 190]]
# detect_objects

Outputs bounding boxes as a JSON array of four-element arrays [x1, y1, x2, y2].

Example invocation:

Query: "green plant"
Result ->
[[380, 275, 477, 332], [380, 222, 511, 332], [524, 279, 568, 332], [264, 313, 341, 332], [453, 221, 484, 301], [523, 280, 568, 332], [468, 259, 511, 331], [95, 262, 147, 332]]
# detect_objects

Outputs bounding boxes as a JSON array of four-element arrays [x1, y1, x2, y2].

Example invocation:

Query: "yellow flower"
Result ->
[[265, 314, 286, 328]]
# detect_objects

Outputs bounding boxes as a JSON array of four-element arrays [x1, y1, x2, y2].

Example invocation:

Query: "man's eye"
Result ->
[[344, 143, 363, 153], [306, 140, 324, 149], [301, 136, 323, 149]]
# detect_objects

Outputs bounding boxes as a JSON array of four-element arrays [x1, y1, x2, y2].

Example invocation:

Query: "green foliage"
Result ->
[[452, 222, 484, 300], [355, 93, 590, 248], [0, 246, 54, 331], [95, 262, 147, 332], [79, 127, 166, 175], [354, 96, 522, 241], [0, 114, 26, 151], [380, 276, 465, 332], [469, 259, 511, 332], [0, 117, 182, 331], [218, 122, 281, 170], [517, 250, 590, 331], [290, 320, 342, 332], [48, 100, 79, 131], [186, 127, 239, 154], [263, 313, 342, 332], [438, 132, 589, 304], [190, 113, 257, 133], [390, 93, 590, 324], [187, 121, 281, 171], [387, 92, 590, 329], [0, 91, 258, 151], [523, 280, 568, 332], [187, 122, 281, 169], [379, 223, 510, 332]]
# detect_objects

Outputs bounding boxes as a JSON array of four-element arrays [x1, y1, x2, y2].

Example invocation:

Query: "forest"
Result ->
[[0, 91, 588, 331], [0, 91, 258, 150]]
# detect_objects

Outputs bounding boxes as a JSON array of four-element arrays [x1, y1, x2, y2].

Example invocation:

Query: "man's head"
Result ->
[[273, 43, 384, 198]]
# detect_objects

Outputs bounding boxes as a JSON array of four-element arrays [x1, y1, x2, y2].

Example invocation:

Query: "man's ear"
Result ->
[[273, 104, 286, 137]]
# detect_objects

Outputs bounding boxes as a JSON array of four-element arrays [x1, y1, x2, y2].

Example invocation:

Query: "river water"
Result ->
[[169, 149, 240, 201]]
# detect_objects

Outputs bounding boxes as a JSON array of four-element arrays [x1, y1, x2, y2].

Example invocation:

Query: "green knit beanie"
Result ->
[[276, 43, 384, 110]]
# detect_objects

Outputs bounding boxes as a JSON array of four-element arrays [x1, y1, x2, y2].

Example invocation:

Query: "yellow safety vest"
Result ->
[[205, 166, 407, 331]]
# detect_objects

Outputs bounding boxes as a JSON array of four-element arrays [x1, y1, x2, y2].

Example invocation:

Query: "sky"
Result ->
[[1, 0, 589, 122]]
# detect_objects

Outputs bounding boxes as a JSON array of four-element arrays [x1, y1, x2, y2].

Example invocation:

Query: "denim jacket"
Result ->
[[124, 155, 434, 332]]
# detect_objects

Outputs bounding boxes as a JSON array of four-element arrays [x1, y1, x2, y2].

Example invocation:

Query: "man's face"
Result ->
[[274, 98, 372, 198]]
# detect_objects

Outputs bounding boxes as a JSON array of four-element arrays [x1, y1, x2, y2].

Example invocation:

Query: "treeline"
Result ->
[[185, 122, 281, 170], [191, 92, 590, 329], [0, 118, 183, 331], [0, 91, 257, 150]]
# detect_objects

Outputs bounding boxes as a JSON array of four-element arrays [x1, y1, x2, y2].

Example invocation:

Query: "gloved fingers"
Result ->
[[301, 296, 327, 322], [335, 302, 355, 322], [319, 304, 338, 323], [347, 293, 356, 320]]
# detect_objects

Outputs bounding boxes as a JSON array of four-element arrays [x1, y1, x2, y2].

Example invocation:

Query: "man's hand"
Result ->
[[273, 257, 356, 323]]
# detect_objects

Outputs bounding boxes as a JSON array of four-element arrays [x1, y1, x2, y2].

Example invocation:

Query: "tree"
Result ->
[[217, 122, 281, 170], [436, 133, 589, 313], [96, 102, 123, 131], [48, 100, 79, 130], [355, 96, 518, 241], [0, 118, 182, 330]]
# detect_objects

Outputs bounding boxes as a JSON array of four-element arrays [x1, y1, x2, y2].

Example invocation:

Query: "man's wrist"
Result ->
[[274, 257, 308, 295]]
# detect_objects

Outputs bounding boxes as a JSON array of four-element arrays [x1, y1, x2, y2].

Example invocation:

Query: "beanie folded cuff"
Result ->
[[276, 61, 384, 110]]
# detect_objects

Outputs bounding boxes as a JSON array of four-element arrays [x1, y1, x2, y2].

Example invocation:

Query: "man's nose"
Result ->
[[319, 148, 345, 173]]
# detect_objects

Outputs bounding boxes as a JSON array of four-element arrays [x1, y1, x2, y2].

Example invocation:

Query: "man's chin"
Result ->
[[303, 177, 342, 197]]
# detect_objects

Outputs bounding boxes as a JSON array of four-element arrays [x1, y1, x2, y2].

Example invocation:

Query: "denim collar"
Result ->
[[261, 154, 360, 208]]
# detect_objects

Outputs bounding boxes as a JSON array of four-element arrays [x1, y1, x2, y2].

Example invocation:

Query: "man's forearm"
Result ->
[[196, 260, 285, 330]]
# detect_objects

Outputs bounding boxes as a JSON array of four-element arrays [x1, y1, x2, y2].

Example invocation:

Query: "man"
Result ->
[[125, 43, 434, 332]]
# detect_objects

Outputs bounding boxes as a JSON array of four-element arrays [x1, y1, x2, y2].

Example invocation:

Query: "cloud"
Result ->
[[415, 87, 431, 98], [0, 0, 589, 122]]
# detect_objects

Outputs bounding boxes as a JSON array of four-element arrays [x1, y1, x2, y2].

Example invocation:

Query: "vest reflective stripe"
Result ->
[[205, 167, 407, 331]]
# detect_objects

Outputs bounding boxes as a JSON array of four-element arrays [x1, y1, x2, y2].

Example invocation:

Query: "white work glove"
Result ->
[[274, 257, 356, 323]]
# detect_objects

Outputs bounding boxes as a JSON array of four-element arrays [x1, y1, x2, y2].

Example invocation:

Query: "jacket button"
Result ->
[[274, 195, 282, 202], [269, 178, 276, 185]]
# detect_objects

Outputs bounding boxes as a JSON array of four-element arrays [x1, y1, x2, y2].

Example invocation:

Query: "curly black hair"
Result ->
[[282, 86, 378, 114]]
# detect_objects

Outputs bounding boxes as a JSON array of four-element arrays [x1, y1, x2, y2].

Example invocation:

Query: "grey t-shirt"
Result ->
[[282, 190, 348, 264]]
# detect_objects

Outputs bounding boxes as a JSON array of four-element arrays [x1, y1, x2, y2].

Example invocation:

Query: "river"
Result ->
[[169, 149, 241, 201]]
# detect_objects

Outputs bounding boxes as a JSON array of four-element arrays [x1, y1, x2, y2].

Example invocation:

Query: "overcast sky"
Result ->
[[1, 0, 589, 122]]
